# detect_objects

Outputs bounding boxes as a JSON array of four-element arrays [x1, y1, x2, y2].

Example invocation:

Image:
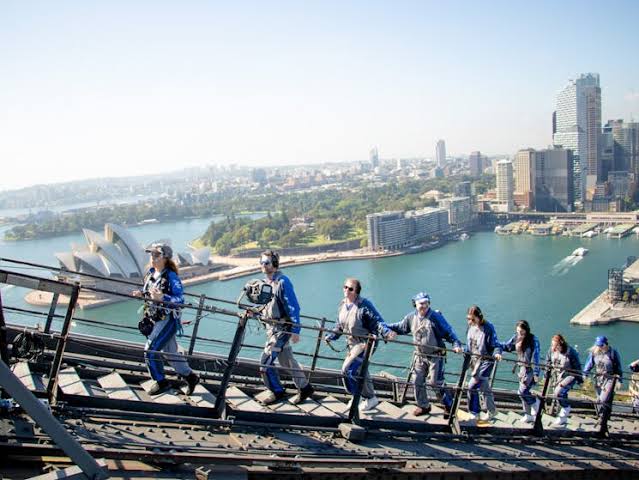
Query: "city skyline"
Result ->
[[1, 1, 638, 192]]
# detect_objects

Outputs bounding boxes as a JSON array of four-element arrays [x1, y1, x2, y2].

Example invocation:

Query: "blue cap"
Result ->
[[594, 335, 608, 347], [413, 292, 431, 305]]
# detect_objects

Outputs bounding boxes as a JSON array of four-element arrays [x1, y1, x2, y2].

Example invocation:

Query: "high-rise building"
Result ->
[[436, 140, 446, 168], [534, 146, 574, 212], [496, 160, 514, 212], [370, 147, 379, 168], [454, 181, 472, 198], [438, 197, 472, 228], [553, 73, 602, 202], [469, 151, 483, 177], [604, 120, 639, 175], [366, 208, 449, 250]]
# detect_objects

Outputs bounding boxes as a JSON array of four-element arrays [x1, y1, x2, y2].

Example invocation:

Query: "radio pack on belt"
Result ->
[[243, 279, 274, 305]]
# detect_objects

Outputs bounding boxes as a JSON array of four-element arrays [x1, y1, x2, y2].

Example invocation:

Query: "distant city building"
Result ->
[[553, 73, 602, 202], [607, 171, 632, 198], [436, 139, 446, 168], [438, 196, 472, 228], [366, 207, 449, 250], [605, 120, 639, 175], [513, 149, 535, 209], [454, 181, 472, 198], [533, 147, 574, 212], [469, 151, 483, 177], [251, 168, 267, 185], [496, 160, 514, 212], [370, 147, 380, 168]]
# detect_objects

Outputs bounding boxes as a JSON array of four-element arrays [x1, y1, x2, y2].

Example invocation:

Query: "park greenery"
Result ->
[[4, 175, 492, 252]]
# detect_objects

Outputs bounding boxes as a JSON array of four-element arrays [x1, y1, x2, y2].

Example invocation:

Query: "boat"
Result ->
[[570, 247, 589, 257], [459, 232, 469, 241], [582, 230, 597, 238]]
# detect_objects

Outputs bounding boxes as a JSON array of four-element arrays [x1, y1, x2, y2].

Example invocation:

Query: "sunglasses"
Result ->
[[150, 252, 162, 259], [260, 260, 272, 266], [343, 285, 355, 292]]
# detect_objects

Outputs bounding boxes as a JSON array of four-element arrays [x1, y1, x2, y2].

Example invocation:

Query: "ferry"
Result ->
[[570, 247, 589, 257]]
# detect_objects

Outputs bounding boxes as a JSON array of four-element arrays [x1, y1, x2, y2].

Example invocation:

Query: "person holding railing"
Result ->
[[324, 278, 396, 412], [387, 292, 462, 417], [583, 336, 622, 419], [256, 250, 314, 406], [132, 243, 199, 396], [545, 333, 583, 426], [465, 305, 502, 422], [500, 320, 541, 424], [630, 359, 639, 414]]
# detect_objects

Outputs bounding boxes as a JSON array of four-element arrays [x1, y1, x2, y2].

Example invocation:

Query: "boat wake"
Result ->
[[0, 284, 15, 291], [551, 255, 583, 276]]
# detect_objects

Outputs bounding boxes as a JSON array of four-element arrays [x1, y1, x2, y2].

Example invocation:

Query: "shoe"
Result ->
[[290, 384, 314, 405], [554, 415, 568, 426], [559, 405, 571, 418], [148, 379, 171, 396], [360, 396, 380, 412], [412, 405, 432, 416], [346, 398, 355, 410], [183, 372, 200, 396], [520, 413, 534, 424], [479, 410, 497, 421], [260, 390, 286, 405], [466, 411, 478, 421], [531, 398, 541, 417]]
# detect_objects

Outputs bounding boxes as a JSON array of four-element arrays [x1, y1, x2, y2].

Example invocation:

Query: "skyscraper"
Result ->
[[370, 147, 379, 168], [496, 160, 514, 212], [469, 151, 483, 177], [604, 120, 639, 175], [553, 73, 602, 203], [436, 140, 446, 168], [513, 149, 535, 209], [534, 146, 574, 212]]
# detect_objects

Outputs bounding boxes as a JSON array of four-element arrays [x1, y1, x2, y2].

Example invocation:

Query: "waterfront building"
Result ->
[[533, 147, 574, 212], [438, 196, 472, 228], [496, 160, 514, 212], [605, 120, 639, 175], [513, 149, 535, 209], [436, 139, 446, 168], [367, 207, 449, 250], [469, 151, 483, 177], [608, 171, 632, 198], [553, 73, 602, 202]]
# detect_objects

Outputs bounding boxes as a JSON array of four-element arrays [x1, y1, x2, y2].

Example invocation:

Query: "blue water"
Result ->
[[1, 223, 638, 380]]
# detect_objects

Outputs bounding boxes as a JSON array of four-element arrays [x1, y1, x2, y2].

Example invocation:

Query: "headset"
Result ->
[[261, 250, 280, 268], [411, 292, 431, 308]]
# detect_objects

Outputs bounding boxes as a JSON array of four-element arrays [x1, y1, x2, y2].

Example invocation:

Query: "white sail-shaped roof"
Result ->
[[83, 229, 137, 278], [105, 224, 146, 275], [190, 247, 211, 266], [55, 252, 77, 271], [73, 252, 109, 277]]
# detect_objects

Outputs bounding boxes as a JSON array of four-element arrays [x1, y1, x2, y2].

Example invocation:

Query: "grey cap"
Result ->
[[145, 243, 173, 259]]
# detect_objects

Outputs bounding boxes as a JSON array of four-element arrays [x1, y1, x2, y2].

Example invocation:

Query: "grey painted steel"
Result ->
[[43, 292, 60, 334], [534, 361, 552, 436], [309, 317, 327, 373], [0, 360, 108, 479], [214, 311, 248, 415], [448, 351, 471, 434], [188, 294, 207, 356], [47, 284, 80, 405]]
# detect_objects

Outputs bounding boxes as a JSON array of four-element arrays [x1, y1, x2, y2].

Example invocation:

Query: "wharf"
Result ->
[[569, 290, 639, 325], [608, 224, 636, 238]]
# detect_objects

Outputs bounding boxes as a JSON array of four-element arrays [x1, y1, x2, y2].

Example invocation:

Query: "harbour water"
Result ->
[[1, 220, 638, 378]]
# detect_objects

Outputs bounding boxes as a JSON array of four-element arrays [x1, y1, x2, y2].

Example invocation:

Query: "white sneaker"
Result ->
[[479, 410, 496, 421], [559, 405, 571, 417], [360, 396, 380, 412], [554, 415, 568, 426], [520, 413, 534, 424], [530, 398, 541, 417], [465, 411, 478, 422]]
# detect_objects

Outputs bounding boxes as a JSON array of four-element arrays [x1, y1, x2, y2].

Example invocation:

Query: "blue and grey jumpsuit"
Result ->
[[583, 347, 622, 416], [630, 360, 639, 414], [466, 320, 502, 415], [501, 334, 540, 414], [388, 308, 461, 410], [143, 268, 193, 382], [546, 346, 583, 409], [326, 297, 391, 399], [259, 271, 309, 394]]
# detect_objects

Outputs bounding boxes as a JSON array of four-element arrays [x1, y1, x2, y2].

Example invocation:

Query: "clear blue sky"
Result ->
[[1, 0, 638, 191]]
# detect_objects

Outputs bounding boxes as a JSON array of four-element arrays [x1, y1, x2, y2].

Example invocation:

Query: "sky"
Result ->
[[1, 0, 638, 191]]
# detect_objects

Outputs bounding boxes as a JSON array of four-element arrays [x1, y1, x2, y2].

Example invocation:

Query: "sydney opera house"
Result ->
[[55, 224, 211, 279]]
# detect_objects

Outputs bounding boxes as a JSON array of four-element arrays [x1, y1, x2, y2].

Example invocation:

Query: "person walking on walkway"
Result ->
[[500, 320, 541, 424], [388, 292, 462, 416], [133, 243, 199, 396], [465, 305, 502, 422], [629, 359, 639, 414], [583, 336, 622, 419], [257, 250, 314, 406], [324, 278, 396, 412], [545, 333, 583, 426]]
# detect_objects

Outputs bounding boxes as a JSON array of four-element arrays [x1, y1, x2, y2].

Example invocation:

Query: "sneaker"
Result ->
[[183, 372, 200, 396], [479, 410, 496, 421], [260, 390, 286, 405], [465, 411, 478, 421], [360, 396, 380, 412], [520, 413, 534, 424], [554, 415, 568, 426], [148, 379, 171, 396], [412, 405, 432, 416], [290, 384, 314, 405], [530, 398, 541, 417]]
